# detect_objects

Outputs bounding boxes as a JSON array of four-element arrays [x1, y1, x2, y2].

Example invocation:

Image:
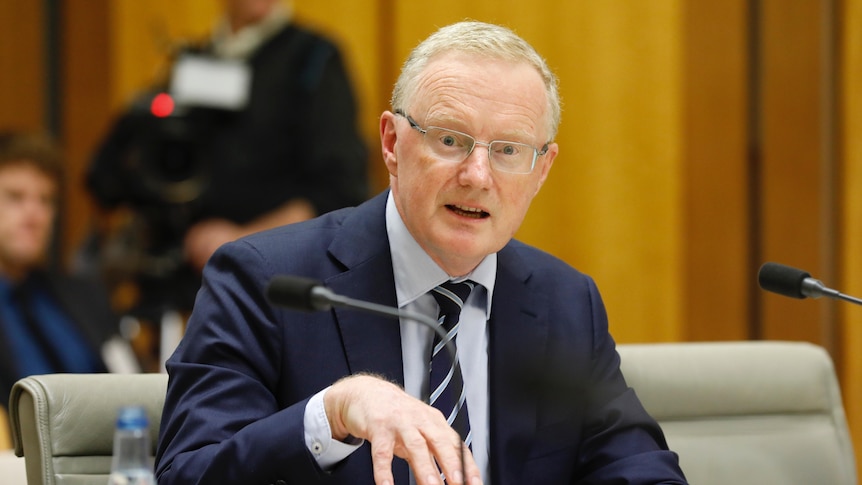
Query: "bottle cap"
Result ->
[[116, 406, 149, 430]]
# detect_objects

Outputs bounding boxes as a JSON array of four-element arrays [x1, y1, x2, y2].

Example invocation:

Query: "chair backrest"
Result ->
[[8, 342, 856, 485], [9, 373, 167, 485], [618, 340, 856, 485]]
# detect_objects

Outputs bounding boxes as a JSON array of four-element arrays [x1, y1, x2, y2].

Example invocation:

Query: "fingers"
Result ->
[[387, 426, 481, 485], [421, 436, 482, 485], [460, 443, 484, 485], [417, 428, 466, 484], [393, 427, 450, 485], [370, 439, 396, 485], [368, 429, 478, 485]]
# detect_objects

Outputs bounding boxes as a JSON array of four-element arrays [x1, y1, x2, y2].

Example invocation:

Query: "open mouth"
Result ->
[[447, 204, 490, 219]]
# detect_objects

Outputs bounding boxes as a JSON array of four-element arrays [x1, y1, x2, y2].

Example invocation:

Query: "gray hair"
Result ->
[[391, 21, 561, 140]]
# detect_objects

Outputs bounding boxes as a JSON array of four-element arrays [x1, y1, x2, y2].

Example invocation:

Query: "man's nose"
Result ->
[[459, 142, 494, 184]]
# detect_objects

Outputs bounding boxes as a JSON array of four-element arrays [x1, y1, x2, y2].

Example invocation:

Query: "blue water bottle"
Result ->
[[107, 406, 157, 485]]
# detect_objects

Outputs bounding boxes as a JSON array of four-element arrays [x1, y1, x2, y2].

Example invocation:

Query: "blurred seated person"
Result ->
[[0, 131, 138, 408], [85, 0, 368, 314]]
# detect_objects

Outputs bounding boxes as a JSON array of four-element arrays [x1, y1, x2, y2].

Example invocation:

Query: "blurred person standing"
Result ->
[[0, 131, 138, 407], [85, 0, 368, 315]]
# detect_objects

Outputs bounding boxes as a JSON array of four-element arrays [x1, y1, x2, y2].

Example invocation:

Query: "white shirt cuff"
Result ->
[[304, 386, 365, 469]]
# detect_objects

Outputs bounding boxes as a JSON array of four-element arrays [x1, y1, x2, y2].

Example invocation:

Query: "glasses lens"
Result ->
[[424, 127, 474, 161], [490, 141, 534, 173]]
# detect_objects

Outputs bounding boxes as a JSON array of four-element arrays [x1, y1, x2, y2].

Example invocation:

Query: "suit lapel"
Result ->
[[327, 261, 404, 385], [323, 192, 404, 384], [488, 246, 550, 484]]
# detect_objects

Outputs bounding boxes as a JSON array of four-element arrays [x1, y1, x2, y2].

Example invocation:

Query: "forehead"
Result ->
[[410, 52, 549, 137], [0, 162, 58, 190]]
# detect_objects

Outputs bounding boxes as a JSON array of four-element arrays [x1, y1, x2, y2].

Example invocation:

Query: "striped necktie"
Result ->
[[429, 280, 475, 447]]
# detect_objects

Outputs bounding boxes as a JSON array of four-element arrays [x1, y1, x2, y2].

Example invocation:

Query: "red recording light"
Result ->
[[150, 93, 175, 118]]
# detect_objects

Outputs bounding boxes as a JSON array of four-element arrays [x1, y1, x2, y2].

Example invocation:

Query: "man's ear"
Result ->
[[533, 142, 558, 196], [380, 111, 399, 177]]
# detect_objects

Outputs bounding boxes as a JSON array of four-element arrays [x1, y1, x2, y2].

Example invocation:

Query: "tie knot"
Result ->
[[431, 280, 475, 325]]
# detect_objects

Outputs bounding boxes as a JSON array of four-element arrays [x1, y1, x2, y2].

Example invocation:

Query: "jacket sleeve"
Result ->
[[154, 239, 333, 485], [569, 277, 688, 484]]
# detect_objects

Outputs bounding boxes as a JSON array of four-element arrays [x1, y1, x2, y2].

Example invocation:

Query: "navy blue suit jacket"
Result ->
[[156, 191, 687, 485]]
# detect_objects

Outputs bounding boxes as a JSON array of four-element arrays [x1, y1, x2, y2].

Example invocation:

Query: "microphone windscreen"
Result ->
[[266, 275, 322, 311], [758, 262, 811, 299]]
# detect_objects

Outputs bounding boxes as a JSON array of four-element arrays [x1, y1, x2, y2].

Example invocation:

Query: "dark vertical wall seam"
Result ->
[[44, 0, 63, 268], [44, 0, 61, 137], [820, 0, 841, 363], [747, 0, 763, 340]]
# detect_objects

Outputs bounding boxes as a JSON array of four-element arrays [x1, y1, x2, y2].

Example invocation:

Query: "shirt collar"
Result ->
[[385, 191, 496, 318]]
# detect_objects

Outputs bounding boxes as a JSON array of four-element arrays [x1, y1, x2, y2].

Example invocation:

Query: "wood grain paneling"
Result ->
[[682, 0, 750, 341], [758, 0, 833, 345], [60, 0, 111, 263], [0, 0, 45, 131]]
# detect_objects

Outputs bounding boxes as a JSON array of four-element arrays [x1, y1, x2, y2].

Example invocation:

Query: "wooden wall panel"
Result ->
[[758, 0, 833, 346], [681, 0, 750, 341], [0, 0, 45, 131], [60, 0, 112, 263]]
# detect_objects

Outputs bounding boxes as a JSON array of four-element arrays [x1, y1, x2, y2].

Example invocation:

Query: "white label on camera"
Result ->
[[170, 54, 251, 110]]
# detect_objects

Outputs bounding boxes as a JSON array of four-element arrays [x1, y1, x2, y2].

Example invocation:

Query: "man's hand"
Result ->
[[183, 218, 241, 271], [183, 198, 315, 272], [324, 374, 483, 485]]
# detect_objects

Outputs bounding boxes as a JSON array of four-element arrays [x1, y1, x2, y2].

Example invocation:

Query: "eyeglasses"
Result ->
[[395, 110, 549, 174]]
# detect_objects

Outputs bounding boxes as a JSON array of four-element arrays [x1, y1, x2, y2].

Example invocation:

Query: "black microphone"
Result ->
[[266, 276, 456, 386], [266, 274, 469, 477], [758, 262, 862, 306], [267, 275, 447, 330]]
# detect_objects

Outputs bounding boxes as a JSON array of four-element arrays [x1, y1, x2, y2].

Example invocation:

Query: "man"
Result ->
[[156, 21, 687, 485], [86, 0, 368, 312], [0, 132, 137, 406]]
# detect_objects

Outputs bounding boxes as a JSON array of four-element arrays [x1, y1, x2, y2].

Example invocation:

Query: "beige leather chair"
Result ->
[[8, 342, 856, 485], [9, 373, 166, 485], [618, 341, 856, 485]]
